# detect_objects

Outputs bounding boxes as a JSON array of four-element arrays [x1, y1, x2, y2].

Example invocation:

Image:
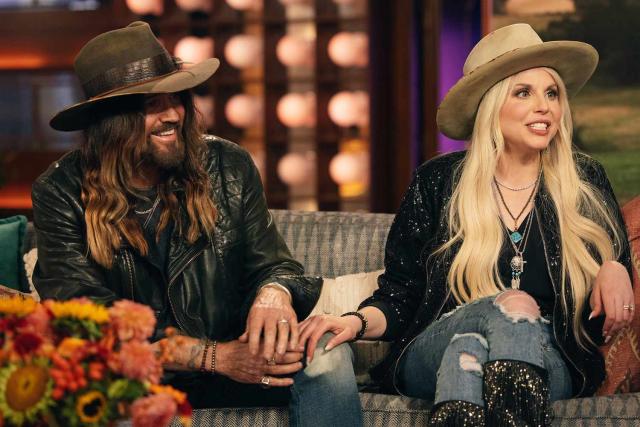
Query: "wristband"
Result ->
[[200, 339, 211, 372], [209, 340, 217, 374], [341, 311, 368, 341]]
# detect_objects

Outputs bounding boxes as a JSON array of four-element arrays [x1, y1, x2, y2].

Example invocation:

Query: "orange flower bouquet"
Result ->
[[0, 296, 191, 426]]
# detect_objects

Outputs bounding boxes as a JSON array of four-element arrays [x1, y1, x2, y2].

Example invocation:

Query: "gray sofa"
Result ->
[[24, 210, 640, 426]]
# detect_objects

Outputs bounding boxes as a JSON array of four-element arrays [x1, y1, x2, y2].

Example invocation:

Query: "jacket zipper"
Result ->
[[536, 205, 587, 397], [166, 244, 207, 333], [123, 250, 135, 301]]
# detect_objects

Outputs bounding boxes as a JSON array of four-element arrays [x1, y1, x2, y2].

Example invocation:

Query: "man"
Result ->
[[32, 22, 362, 425]]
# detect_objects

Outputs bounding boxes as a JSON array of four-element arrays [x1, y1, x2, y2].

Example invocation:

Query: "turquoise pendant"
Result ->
[[510, 231, 523, 243]]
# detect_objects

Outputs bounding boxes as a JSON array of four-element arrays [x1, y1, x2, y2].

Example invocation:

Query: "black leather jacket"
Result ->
[[32, 136, 322, 342], [362, 151, 632, 398]]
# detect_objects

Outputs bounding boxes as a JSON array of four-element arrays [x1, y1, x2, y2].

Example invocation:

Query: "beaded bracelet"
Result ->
[[200, 339, 211, 373], [209, 340, 218, 374], [341, 311, 368, 341]]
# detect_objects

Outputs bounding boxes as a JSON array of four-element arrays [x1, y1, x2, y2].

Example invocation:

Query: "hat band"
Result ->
[[82, 52, 179, 99]]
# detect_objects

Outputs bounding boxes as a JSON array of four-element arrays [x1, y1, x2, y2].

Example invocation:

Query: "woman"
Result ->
[[298, 23, 633, 425]]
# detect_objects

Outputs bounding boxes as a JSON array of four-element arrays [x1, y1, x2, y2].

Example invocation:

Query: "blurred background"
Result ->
[[0, 0, 637, 219]]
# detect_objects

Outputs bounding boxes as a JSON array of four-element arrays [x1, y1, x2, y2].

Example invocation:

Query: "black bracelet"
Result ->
[[341, 311, 368, 341]]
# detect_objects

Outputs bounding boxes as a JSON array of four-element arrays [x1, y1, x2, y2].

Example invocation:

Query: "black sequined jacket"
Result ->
[[32, 136, 322, 342], [361, 150, 632, 398]]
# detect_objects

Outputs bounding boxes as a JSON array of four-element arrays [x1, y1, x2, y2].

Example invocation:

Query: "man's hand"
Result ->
[[152, 333, 206, 371], [216, 339, 303, 387], [590, 260, 634, 343], [240, 285, 299, 361]]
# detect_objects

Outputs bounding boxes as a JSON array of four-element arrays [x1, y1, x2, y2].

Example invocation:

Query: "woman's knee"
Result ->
[[494, 290, 541, 323], [304, 333, 354, 379]]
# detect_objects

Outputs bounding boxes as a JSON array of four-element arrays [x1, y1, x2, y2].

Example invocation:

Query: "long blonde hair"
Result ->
[[81, 91, 217, 268], [438, 67, 623, 348]]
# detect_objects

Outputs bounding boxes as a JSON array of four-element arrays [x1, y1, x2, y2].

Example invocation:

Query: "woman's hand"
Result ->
[[240, 285, 299, 361], [216, 340, 303, 387], [589, 260, 634, 343], [298, 314, 362, 363]]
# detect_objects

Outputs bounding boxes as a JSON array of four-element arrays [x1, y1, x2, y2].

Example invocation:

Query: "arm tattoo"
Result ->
[[186, 340, 205, 370]]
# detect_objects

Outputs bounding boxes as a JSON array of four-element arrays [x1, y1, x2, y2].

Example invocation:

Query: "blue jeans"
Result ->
[[290, 333, 363, 427], [397, 293, 572, 406]]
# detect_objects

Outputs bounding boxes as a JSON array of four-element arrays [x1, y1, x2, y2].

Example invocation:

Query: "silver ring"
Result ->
[[278, 319, 289, 324], [267, 357, 276, 366], [260, 376, 271, 387], [624, 304, 635, 311]]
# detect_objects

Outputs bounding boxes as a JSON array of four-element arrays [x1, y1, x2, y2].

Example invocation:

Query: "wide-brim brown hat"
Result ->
[[50, 21, 220, 131], [437, 23, 598, 141]]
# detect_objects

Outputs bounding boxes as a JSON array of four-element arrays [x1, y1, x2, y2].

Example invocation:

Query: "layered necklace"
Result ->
[[134, 193, 161, 229], [493, 168, 542, 289]]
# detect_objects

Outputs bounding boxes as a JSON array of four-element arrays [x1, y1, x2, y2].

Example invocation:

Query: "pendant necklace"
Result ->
[[493, 170, 540, 289], [134, 194, 161, 229], [493, 167, 541, 244]]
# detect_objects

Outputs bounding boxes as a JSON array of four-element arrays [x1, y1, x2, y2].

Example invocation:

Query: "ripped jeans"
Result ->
[[397, 290, 572, 406]]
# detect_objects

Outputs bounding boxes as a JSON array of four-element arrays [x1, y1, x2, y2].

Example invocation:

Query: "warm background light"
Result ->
[[277, 152, 315, 186], [174, 36, 215, 66], [225, 94, 263, 128], [329, 138, 369, 197], [194, 95, 214, 129], [125, 0, 163, 15], [327, 32, 368, 68], [225, 0, 262, 11], [224, 35, 263, 69], [328, 91, 369, 128], [276, 92, 316, 128], [276, 35, 314, 68], [175, 0, 213, 12]]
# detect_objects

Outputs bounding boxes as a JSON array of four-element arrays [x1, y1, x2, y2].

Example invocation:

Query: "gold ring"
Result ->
[[260, 376, 271, 387], [624, 305, 633, 311], [278, 319, 289, 324], [267, 357, 276, 366]]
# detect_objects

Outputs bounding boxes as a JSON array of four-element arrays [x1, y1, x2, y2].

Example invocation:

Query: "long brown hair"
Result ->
[[81, 91, 217, 268]]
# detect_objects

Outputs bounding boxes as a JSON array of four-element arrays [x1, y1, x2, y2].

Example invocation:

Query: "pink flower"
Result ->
[[131, 394, 177, 427], [22, 304, 53, 338], [115, 341, 162, 383], [13, 332, 42, 356], [108, 300, 156, 342]]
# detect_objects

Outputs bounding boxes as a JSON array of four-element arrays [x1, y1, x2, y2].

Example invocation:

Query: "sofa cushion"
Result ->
[[597, 196, 640, 395], [0, 215, 28, 291]]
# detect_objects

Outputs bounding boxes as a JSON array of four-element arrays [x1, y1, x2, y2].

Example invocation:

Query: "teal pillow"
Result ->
[[0, 215, 27, 291]]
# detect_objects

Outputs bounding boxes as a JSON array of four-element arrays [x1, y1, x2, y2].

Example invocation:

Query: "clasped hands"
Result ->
[[222, 284, 303, 388]]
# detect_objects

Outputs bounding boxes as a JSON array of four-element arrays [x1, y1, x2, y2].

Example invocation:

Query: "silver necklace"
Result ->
[[494, 177, 538, 192], [493, 183, 537, 290], [134, 195, 160, 229]]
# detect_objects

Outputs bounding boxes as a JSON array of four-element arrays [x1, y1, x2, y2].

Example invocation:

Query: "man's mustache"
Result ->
[[151, 122, 180, 135]]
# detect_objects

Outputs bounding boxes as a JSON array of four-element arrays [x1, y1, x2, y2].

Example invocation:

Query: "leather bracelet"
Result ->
[[341, 311, 368, 341], [209, 340, 217, 374], [200, 339, 211, 372]]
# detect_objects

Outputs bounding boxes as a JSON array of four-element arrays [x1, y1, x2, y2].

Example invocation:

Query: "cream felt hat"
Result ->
[[50, 21, 220, 131], [436, 23, 598, 140]]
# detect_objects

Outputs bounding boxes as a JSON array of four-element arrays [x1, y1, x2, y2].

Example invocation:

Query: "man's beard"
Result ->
[[144, 124, 185, 170]]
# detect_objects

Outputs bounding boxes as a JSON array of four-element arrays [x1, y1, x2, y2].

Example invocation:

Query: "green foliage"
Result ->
[[52, 318, 103, 341], [107, 378, 146, 401], [543, 0, 640, 85]]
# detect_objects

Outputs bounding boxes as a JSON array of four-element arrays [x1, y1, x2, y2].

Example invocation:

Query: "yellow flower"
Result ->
[[0, 296, 37, 317], [76, 390, 107, 424], [57, 337, 87, 358], [0, 362, 53, 424], [46, 300, 109, 324]]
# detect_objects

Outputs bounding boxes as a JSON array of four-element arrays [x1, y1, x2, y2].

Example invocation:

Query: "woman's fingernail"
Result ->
[[605, 336, 612, 344], [306, 356, 311, 365], [588, 312, 595, 320]]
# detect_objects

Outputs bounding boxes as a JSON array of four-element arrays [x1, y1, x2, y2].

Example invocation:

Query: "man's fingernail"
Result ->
[[605, 336, 612, 344]]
